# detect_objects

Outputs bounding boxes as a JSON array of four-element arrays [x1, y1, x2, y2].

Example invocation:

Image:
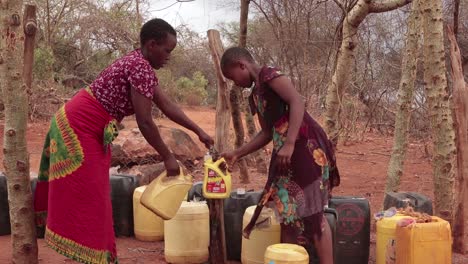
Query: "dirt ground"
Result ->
[[0, 106, 467, 263]]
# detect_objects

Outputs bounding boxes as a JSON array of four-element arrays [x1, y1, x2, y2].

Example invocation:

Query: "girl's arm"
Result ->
[[152, 86, 213, 148], [268, 76, 305, 169], [224, 113, 272, 163]]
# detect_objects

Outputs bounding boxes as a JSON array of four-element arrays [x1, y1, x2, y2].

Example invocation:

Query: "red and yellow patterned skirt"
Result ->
[[34, 88, 119, 264]]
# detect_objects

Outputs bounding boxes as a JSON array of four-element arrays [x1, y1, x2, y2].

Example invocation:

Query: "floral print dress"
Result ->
[[248, 66, 340, 247]]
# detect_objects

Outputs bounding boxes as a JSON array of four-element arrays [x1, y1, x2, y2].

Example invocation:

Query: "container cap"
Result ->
[[237, 188, 246, 195]]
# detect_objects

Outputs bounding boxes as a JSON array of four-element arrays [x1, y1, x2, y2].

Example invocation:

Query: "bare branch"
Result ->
[[369, 0, 412, 13], [333, 0, 346, 14]]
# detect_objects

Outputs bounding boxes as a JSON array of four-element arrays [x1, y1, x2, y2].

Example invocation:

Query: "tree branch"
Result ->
[[369, 0, 412, 13], [333, 0, 346, 14]]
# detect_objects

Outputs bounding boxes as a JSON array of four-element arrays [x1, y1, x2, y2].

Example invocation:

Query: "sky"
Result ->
[[148, 0, 239, 34]]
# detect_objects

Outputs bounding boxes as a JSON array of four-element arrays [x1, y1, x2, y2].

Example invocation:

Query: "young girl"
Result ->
[[220, 47, 340, 264], [34, 19, 213, 263]]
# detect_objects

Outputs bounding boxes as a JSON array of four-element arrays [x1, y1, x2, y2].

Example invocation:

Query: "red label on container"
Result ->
[[206, 169, 226, 194], [336, 203, 365, 236]]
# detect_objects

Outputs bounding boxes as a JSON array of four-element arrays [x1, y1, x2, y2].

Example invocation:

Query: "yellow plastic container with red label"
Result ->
[[202, 155, 232, 199]]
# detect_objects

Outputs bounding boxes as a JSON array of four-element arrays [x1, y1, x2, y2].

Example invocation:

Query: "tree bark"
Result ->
[[385, 0, 421, 192], [421, 0, 457, 223], [1, 3, 39, 263], [325, 0, 411, 146], [447, 25, 467, 254], [207, 29, 228, 264]]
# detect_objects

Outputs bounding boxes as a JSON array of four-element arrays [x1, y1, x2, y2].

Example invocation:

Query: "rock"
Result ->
[[120, 163, 166, 185], [111, 125, 205, 167]]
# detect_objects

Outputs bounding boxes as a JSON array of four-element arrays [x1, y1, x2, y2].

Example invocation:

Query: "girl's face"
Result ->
[[144, 33, 177, 69], [222, 62, 253, 88]]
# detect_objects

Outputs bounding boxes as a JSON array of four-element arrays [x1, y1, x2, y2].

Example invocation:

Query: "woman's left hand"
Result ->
[[276, 142, 294, 172], [197, 129, 214, 148]]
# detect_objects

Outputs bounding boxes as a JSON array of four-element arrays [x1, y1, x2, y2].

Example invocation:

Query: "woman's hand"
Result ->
[[164, 154, 180, 177], [197, 129, 214, 149], [276, 142, 295, 172]]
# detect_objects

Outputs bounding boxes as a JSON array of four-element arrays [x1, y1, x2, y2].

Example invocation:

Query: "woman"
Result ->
[[34, 18, 213, 263]]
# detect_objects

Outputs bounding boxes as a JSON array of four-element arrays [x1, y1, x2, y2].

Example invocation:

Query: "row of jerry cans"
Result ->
[[187, 182, 372, 264]]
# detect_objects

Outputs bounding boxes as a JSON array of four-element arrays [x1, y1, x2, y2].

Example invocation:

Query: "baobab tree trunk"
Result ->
[[324, 0, 411, 146], [385, 0, 422, 192], [447, 26, 467, 254], [421, 0, 457, 223], [1, 3, 39, 264]]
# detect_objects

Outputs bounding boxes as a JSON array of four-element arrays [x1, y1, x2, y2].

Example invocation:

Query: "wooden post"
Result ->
[[447, 26, 467, 254], [207, 29, 229, 264]]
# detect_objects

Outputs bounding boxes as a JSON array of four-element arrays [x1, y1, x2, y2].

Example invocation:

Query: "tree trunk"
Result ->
[[447, 26, 467, 254], [325, 0, 411, 146], [224, 0, 250, 184], [46, 0, 51, 47], [135, 0, 142, 27], [239, 0, 249, 48], [207, 29, 228, 264], [230, 89, 250, 183], [421, 0, 457, 223], [385, 0, 422, 192], [1, 3, 39, 263], [239, 0, 268, 173], [453, 0, 460, 38]]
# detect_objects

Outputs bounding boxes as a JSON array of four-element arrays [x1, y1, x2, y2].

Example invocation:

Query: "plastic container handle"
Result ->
[[213, 158, 228, 170], [160, 161, 186, 182]]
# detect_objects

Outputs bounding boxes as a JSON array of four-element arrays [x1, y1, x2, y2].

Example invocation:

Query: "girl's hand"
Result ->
[[197, 130, 214, 148], [220, 151, 239, 167], [276, 142, 294, 172]]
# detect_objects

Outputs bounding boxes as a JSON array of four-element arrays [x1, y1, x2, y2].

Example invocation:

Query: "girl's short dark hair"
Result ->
[[221, 47, 254, 68], [140, 18, 177, 45]]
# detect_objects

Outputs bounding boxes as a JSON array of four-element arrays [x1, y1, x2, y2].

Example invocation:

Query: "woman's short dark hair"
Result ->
[[140, 18, 177, 45]]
